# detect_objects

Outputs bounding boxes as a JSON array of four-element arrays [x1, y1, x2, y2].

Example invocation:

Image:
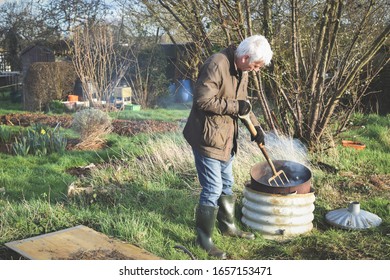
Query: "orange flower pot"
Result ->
[[68, 95, 79, 102], [341, 140, 366, 150]]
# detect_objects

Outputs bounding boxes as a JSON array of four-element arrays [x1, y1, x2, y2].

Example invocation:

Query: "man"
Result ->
[[183, 35, 273, 259]]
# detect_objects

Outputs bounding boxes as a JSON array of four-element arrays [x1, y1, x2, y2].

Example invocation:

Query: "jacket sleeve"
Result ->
[[193, 60, 239, 116]]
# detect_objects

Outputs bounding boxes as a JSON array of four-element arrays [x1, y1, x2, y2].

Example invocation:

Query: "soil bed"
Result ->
[[0, 113, 179, 153], [0, 113, 179, 137]]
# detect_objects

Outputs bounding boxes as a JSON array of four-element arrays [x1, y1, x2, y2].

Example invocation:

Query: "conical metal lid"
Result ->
[[325, 201, 382, 230]]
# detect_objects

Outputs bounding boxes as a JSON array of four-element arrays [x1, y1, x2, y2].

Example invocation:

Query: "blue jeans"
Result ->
[[193, 148, 234, 207]]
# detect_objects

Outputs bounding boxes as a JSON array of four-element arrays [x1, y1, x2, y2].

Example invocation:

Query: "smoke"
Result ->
[[263, 131, 311, 168], [235, 127, 309, 180]]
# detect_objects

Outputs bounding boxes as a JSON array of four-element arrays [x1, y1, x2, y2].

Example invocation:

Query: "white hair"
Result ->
[[235, 35, 273, 65]]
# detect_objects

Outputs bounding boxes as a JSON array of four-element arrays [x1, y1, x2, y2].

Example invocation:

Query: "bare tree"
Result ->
[[70, 23, 131, 109], [124, 34, 169, 108], [42, 0, 109, 34], [139, 0, 213, 81], [110, 1, 172, 108], [0, 0, 60, 70], [138, 0, 282, 131], [112, 0, 390, 149], [270, 0, 389, 148]]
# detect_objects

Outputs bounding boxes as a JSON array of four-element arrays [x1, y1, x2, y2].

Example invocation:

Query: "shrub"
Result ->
[[72, 108, 112, 149], [24, 61, 77, 111], [47, 100, 67, 114]]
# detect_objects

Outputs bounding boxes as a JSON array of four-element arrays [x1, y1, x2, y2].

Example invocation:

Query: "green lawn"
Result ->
[[0, 99, 389, 260]]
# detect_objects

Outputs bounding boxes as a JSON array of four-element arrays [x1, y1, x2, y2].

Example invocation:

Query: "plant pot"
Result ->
[[68, 95, 79, 102], [341, 140, 366, 150]]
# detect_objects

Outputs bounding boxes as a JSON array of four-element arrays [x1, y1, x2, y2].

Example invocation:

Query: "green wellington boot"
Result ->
[[217, 195, 255, 240], [196, 204, 227, 259]]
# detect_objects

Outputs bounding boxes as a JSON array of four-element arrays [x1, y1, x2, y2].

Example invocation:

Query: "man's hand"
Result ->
[[251, 126, 265, 145], [238, 100, 251, 116]]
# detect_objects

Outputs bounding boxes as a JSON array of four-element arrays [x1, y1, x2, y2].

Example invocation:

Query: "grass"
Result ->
[[0, 100, 24, 114], [0, 100, 389, 260], [111, 103, 192, 122], [0, 90, 23, 114], [335, 113, 390, 174]]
